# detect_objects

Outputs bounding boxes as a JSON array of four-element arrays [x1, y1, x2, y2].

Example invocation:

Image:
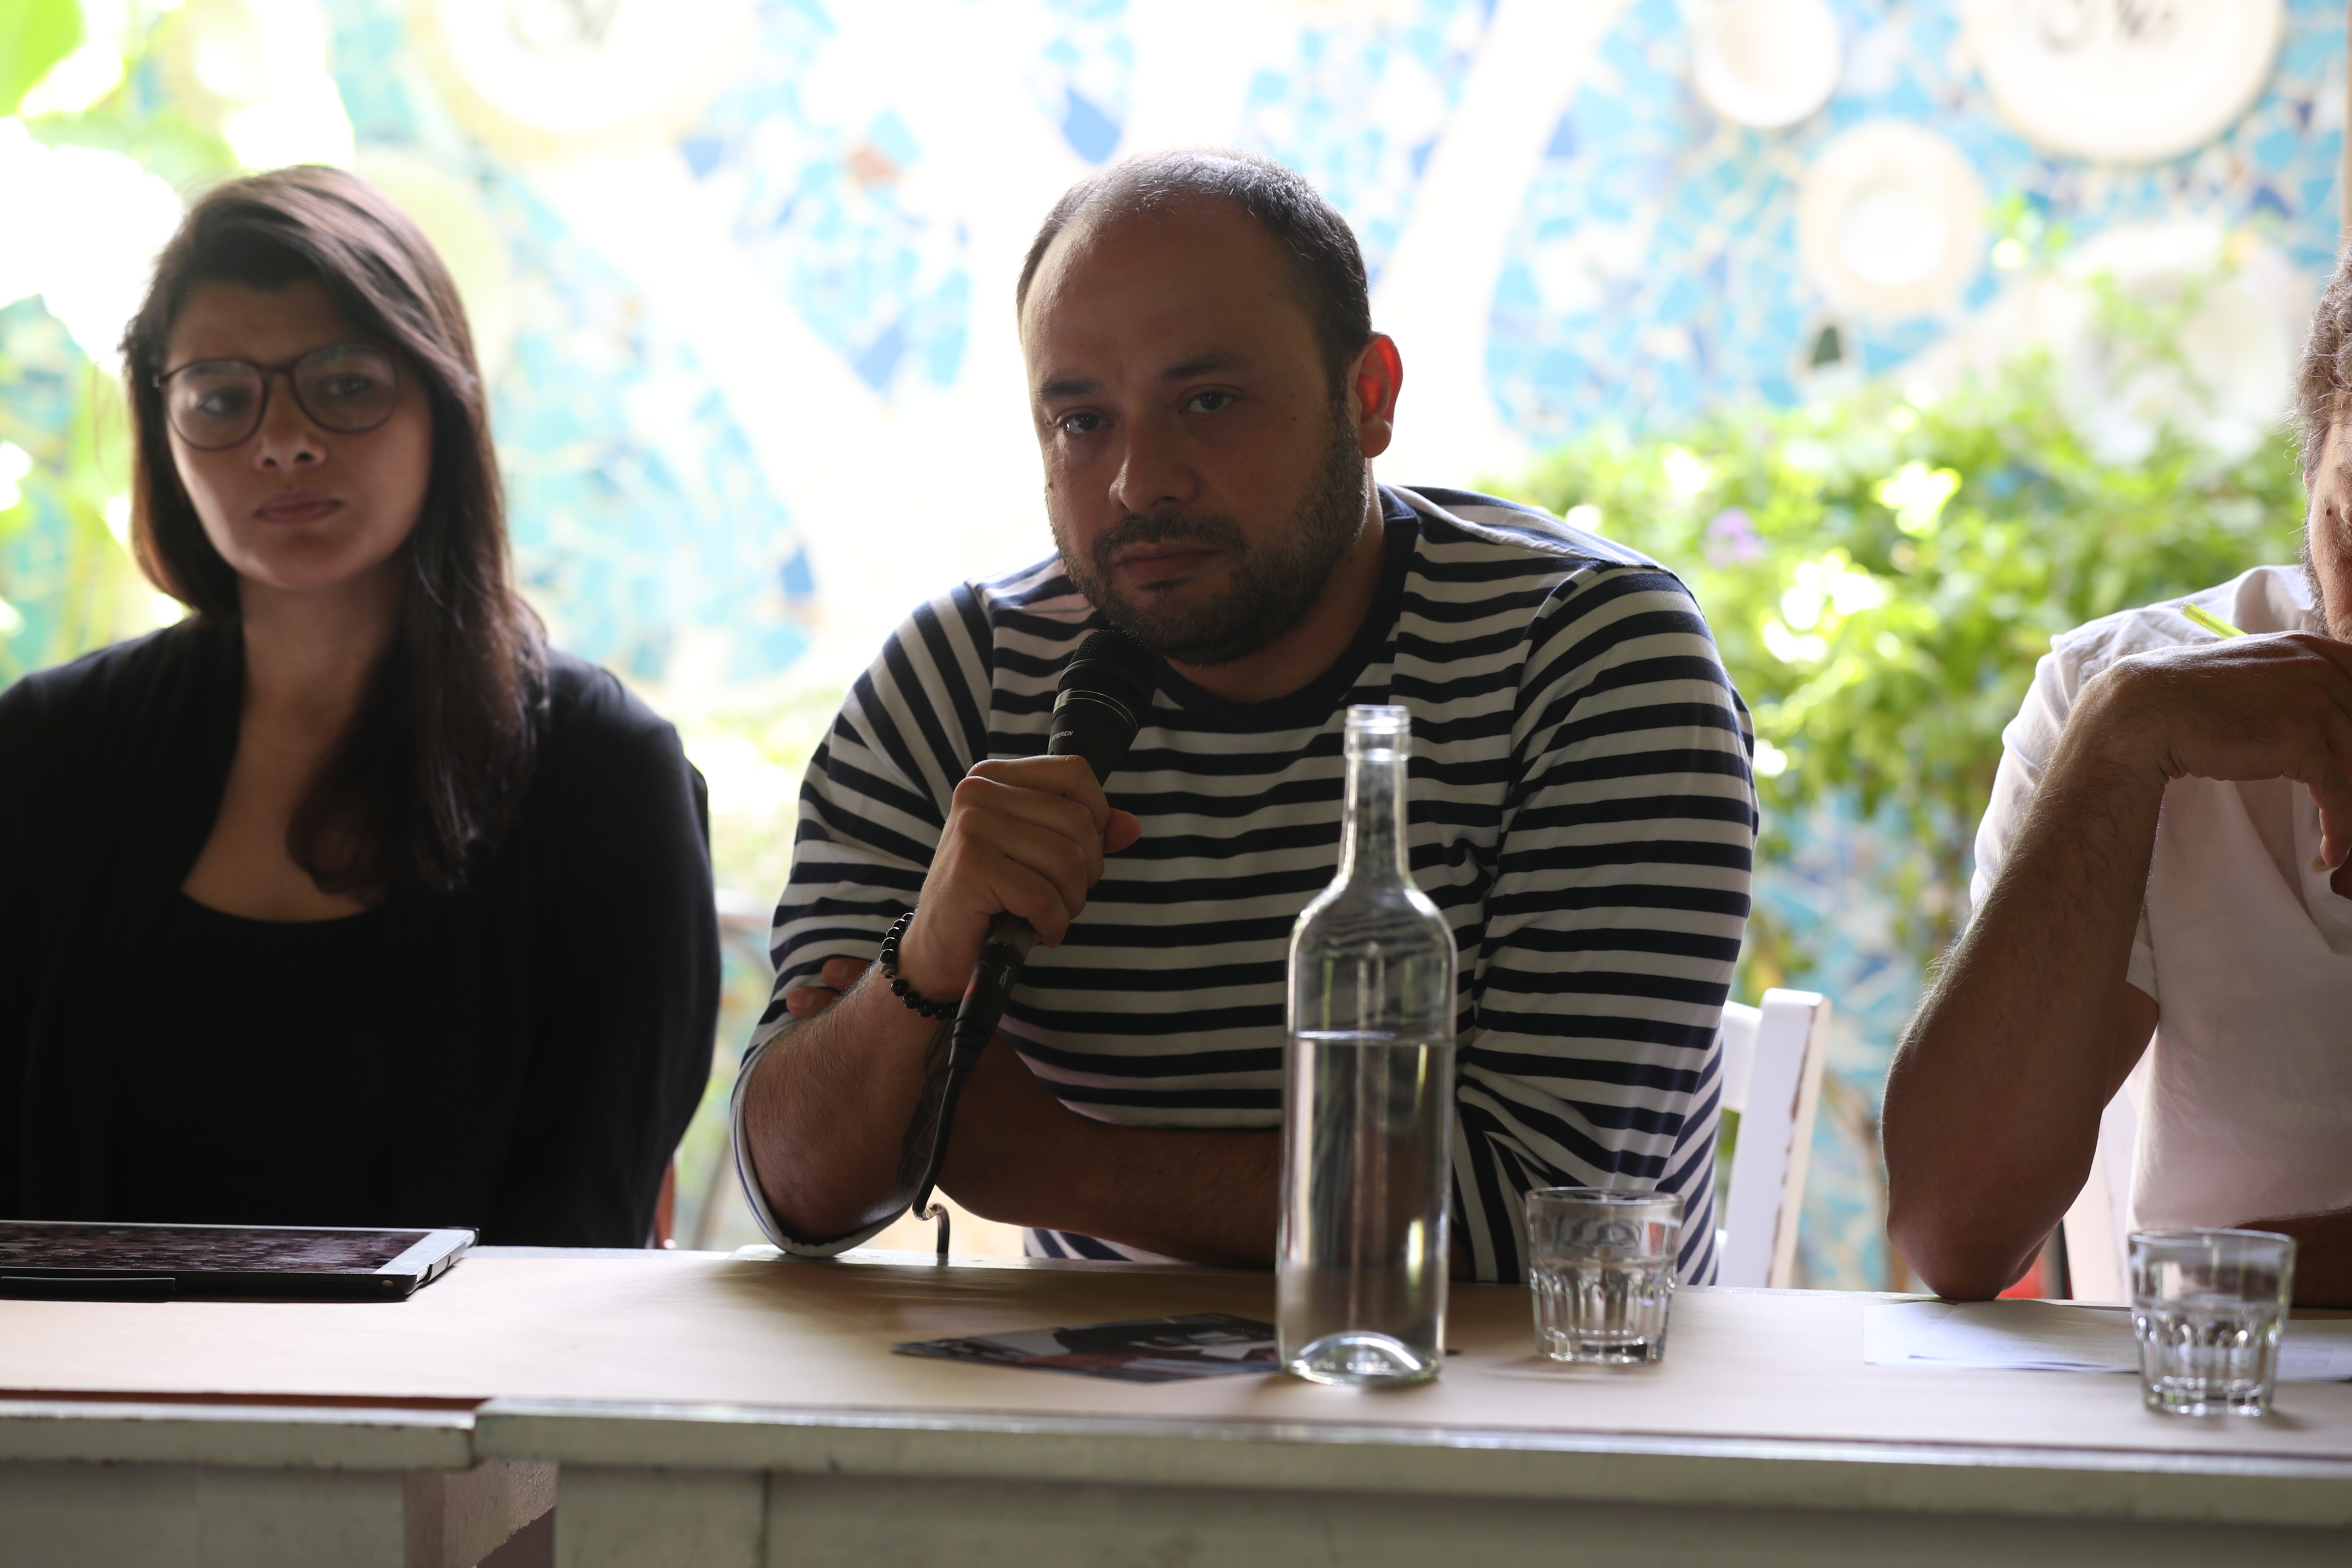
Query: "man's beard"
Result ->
[[1054, 407, 1369, 667]]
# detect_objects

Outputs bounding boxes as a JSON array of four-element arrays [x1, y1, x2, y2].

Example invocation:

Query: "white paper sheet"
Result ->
[[1862, 1299, 2352, 1381]]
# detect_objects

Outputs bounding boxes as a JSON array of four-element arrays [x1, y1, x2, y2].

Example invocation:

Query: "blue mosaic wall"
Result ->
[[1492, 0, 2347, 437], [1237, 1, 1488, 284]]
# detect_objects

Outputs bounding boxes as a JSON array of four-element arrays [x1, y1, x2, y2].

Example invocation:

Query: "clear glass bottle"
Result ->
[[1278, 704, 1459, 1385]]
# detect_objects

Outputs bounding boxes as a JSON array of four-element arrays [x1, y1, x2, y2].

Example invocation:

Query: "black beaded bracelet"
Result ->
[[878, 911, 959, 1021]]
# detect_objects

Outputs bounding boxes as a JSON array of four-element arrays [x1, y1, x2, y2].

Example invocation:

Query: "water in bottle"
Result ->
[[1278, 704, 1458, 1385]]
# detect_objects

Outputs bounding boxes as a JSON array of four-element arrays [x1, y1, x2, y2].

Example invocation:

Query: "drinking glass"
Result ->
[[1526, 1189, 1683, 1364], [2130, 1228, 2297, 1416]]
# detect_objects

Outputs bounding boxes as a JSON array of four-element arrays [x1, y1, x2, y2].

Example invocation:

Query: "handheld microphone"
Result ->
[[907, 627, 1159, 1259]]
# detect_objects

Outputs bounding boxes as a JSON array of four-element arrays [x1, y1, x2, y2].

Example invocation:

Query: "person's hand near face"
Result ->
[[2056, 422, 2352, 899], [2065, 632, 2352, 898]]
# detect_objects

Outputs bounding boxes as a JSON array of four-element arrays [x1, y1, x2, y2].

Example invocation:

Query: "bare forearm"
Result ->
[[950, 1115, 1280, 1269], [739, 975, 945, 1242], [1076, 1126, 1280, 1268], [1887, 694, 2163, 1296], [2238, 1210, 2352, 1308]]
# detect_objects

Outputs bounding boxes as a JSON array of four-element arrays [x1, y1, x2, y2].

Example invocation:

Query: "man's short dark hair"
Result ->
[[1016, 149, 1373, 395]]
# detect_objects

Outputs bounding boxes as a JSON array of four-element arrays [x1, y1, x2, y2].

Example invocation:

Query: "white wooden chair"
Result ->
[[2058, 1057, 2150, 1302], [1713, 989, 1832, 1287]]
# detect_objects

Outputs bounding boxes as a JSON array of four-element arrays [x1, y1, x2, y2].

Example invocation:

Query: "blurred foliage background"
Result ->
[[0, 298, 139, 682], [1521, 331, 2307, 985], [1, 0, 237, 681]]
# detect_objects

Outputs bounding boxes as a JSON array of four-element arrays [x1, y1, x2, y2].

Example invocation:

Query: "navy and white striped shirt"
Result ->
[[734, 485, 1754, 1283]]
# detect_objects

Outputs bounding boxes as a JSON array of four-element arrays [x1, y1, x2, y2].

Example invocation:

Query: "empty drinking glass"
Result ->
[[1526, 1189, 1683, 1364], [2130, 1228, 2297, 1416]]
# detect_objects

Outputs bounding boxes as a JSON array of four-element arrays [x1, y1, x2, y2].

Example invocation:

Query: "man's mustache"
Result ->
[[1093, 511, 1251, 564]]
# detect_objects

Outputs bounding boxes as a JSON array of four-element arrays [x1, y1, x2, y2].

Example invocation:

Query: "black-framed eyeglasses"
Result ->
[[154, 342, 400, 451]]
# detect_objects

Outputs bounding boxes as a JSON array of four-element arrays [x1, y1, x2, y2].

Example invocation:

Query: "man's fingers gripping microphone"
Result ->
[[954, 628, 1159, 995], [968, 753, 1120, 841], [989, 860, 1082, 948], [952, 770, 1110, 887], [1104, 807, 1143, 855]]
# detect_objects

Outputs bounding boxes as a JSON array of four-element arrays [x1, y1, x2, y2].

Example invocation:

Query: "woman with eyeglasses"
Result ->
[[0, 167, 718, 1245]]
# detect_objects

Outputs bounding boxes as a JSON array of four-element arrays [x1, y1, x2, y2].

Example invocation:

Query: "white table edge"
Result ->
[[0, 1398, 479, 1470], [471, 1397, 2352, 1528]]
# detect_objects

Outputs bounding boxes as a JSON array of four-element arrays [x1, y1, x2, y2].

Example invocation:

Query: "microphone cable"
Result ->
[[906, 627, 1159, 1260]]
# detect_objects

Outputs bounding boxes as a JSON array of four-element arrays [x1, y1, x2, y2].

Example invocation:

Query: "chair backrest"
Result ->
[[2058, 1057, 2149, 1301], [1714, 988, 1831, 1289]]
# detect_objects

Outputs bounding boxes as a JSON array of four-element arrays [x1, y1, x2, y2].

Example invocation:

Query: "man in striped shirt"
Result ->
[[733, 150, 1754, 1283]]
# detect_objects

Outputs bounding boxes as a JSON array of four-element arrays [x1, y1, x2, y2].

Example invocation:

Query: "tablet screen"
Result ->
[[0, 1222, 424, 1274], [0, 1221, 473, 1299]]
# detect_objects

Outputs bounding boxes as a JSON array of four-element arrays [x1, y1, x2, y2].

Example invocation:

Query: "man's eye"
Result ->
[[1185, 390, 1236, 414], [1059, 411, 1107, 436]]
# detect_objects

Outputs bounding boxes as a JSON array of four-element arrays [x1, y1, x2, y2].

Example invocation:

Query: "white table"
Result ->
[[4, 1247, 2349, 1566]]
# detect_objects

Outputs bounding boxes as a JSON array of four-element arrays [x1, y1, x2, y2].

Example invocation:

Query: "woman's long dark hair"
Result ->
[[122, 166, 545, 897]]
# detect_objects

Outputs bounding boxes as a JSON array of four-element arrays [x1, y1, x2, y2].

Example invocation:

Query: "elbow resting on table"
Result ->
[[1886, 1182, 2062, 1303]]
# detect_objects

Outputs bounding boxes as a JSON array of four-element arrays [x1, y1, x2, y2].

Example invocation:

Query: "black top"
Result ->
[[0, 620, 719, 1247], [109, 894, 400, 1226]]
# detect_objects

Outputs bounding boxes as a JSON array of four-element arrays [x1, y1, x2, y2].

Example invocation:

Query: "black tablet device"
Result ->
[[0, 1221, 475, 1301]]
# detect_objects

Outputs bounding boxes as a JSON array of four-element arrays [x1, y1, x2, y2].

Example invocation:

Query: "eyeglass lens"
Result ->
[[163, 344, 399, 450]]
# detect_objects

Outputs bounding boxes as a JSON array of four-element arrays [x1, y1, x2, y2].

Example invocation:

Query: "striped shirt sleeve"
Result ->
[[1451, 562, 1755, 1285]]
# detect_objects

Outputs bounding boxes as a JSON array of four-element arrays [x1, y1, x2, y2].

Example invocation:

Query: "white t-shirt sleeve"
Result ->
[[1970, 642, 2159, 1001]]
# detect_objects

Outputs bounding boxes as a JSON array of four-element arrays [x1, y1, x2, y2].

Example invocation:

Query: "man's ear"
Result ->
[[1350, 334, 1404, 460]]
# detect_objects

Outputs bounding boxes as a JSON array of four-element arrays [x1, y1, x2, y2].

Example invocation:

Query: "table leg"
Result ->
[[407, 1459, 556, 1567]]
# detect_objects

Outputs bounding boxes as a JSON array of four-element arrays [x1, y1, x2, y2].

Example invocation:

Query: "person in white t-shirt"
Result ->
[[1886, 267, 2352, 1308]]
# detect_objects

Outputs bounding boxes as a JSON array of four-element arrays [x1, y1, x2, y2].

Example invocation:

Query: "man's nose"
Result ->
[[1107, 413, 1198, 517], [251, 370, 326, 470]]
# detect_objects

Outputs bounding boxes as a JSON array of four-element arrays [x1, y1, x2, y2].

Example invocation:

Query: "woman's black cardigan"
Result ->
[[0, 619, 719, 1247]]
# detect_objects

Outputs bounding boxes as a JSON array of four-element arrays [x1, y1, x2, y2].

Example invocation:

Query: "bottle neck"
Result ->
[[1338, 738, 1410, 886]]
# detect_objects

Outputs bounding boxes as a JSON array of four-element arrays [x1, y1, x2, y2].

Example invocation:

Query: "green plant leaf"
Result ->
[[0, 0, 84, 117], [1510, 339, 2304, 984]]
